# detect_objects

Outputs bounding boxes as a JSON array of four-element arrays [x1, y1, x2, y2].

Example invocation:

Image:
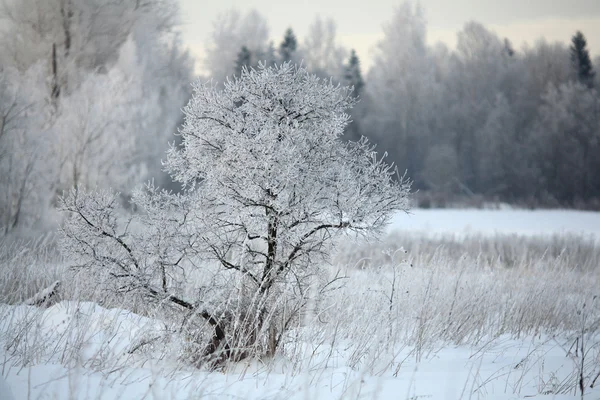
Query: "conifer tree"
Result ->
[[235, 46, 252, 76], [344, 49, 364, 97], [278, 28, 297, 63], [570, 31, 595, 88], [342, 50, 365, 142]]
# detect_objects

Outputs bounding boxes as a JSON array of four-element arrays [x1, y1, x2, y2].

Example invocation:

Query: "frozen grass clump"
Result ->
[[319, 231, 600, 374], [1, 229, 599, 394], [334, 231, 600, 271], [0, 235, 65, 304]]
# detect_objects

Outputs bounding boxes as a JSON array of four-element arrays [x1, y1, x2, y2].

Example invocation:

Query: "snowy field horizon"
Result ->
[[388, 208, 600, 238]]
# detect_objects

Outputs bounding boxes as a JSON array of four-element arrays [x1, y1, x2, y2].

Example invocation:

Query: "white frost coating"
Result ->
[[164, 62, 411, 270], [58, 63, 411, 362], [24, 280, 61, 306]]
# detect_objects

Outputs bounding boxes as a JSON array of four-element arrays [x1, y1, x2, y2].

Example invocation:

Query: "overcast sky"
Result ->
[[178, 0, 600, 74]]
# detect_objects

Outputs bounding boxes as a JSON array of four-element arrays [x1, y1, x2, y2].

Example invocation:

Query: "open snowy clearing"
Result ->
[[387, 208, 600, 238]]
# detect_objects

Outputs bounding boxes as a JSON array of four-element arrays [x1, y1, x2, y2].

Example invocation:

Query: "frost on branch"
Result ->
[[60, 63, 410, 366], [166, 63, 410, 271]]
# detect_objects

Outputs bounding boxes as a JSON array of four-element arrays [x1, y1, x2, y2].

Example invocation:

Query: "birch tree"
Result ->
[[0, 65, 52, 235]]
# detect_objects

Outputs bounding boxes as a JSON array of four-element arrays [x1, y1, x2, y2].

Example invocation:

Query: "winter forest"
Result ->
[[1, 1, 600, 399], [2, 1, 600, 237], [207, 5, 600, 210]]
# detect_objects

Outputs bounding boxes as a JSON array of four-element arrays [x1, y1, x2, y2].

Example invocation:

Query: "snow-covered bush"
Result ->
[[58, 63, 411, 366], [0, 235, 64, 304]]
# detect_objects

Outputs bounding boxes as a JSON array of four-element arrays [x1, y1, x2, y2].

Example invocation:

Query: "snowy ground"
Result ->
[[388, 208, 600, 238], [1, 303, 597, 400], [1, 209, 600, 399]]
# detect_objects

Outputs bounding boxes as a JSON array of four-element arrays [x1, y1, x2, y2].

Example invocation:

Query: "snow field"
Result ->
[[1, 209, 600, 399], [387, 208, 600, 238], [1, 301, 598, 399]]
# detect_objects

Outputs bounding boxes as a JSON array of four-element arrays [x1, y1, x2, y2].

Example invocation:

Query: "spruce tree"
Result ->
[[342, 49, 365, 142], [278, 28, 297, 63], [235, 46, 252, 77], [343, 49, 364, 97], [263, 41, 277, 66], [570, 31, 595, 88]]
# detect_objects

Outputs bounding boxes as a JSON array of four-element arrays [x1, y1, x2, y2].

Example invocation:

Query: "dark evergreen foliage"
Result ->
[[570, 31, 595, 88], [344, 49, 364, 97], [278, 28, 297, 63], [342, 50, 366, 142], [235, 46, 252, 77]]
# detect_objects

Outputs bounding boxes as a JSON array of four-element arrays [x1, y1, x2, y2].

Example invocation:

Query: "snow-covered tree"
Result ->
[[0, 0, 192, 226], [59, 63, 411, 365], [477, 93, 537, 200], [344, 50, 364, 98], [534, 81, 600, 204], [522, 40, 571, 95], [446, 21, 517, 191], [365, 2, 438, 184], [204, 9, 270, 84], [45, 33, 191, 196], [511, 40, 572, 199], [342, 49, 365, 142], [570, 31, 595, 88], [52, 47, 146, 194], [0, 65, 53, 235], [0, 0, 179, 91], [302, 17, 347, 79], [119, 33, 193, 187], [421, 144, 459, 193], [278, 28, 298, 64], [235, 46, 252, 77]]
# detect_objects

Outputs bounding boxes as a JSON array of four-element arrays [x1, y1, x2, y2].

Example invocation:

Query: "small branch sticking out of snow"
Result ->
[[24, 280, 61, 307]]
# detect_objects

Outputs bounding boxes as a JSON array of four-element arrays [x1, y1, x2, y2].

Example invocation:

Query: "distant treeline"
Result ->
[[0, 0, 193, 236], [2, 1, 599, 236], [211, 4, 600, 209]]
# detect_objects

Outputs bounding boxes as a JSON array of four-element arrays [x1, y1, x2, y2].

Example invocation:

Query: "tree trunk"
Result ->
[[261, 206, 278, 294], [51, 44, 60, 100]]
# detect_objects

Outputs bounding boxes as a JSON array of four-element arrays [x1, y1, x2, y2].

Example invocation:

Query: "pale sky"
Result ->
[[178, 0, 600, 74]]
